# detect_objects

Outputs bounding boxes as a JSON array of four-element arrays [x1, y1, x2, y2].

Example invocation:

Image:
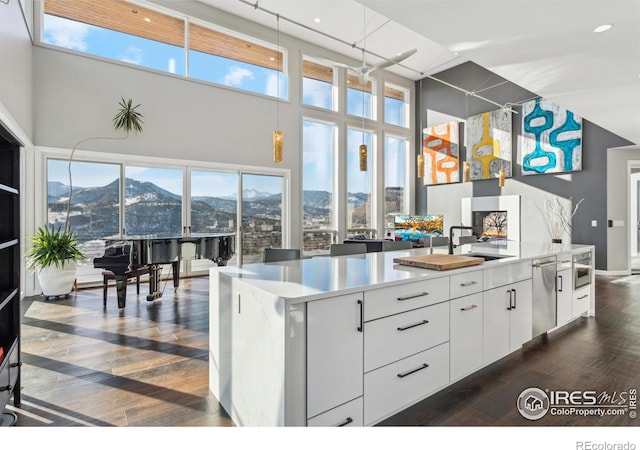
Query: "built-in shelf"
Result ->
[[0, 289, 18, 312], [0, 240, 18, 251], [0, 184, 18, 195], [0, 141, 21, 416]]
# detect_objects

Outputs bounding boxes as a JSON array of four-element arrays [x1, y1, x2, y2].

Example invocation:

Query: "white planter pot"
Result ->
[[37, 260, 78, 298]]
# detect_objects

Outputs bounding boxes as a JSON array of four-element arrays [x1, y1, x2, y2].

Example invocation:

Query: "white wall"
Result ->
[[0, 0, 34, 142], [607, 145, 640, 273], [428, 179, 574, 245]]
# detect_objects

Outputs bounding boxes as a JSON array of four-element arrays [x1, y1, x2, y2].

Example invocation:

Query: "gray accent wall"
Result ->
[[416, 62, 633, 270]]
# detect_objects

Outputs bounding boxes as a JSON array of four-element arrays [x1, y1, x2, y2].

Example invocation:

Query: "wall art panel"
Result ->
[[521, 98, 582, 175], [423, 121, 459, 185], [466, 109, 512, 181]]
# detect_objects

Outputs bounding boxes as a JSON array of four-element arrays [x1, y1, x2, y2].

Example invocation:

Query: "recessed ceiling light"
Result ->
[[314, 18, 320, 23], [144, 18, 151, 23], [131, 9, 138, 14], [593, 24, 613, 33]]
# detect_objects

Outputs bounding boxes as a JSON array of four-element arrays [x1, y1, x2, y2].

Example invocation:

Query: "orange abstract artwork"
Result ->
[[422, 121, 460, 185]]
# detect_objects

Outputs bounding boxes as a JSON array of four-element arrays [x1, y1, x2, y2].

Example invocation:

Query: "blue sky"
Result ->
[[44, 14, 406, 196]]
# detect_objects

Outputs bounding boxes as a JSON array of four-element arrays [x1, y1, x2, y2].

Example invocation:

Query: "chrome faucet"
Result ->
[[448, 226, 476, 254]]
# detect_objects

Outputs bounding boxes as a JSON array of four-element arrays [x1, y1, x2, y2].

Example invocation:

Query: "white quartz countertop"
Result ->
[[211, 241, 594, 303]]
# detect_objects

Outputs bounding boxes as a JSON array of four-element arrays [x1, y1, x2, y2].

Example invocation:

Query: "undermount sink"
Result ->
[[464, 253, 513, 261]]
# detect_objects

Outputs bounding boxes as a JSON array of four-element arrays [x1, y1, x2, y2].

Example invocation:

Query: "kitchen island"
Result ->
[[209, 241, 595, 426]]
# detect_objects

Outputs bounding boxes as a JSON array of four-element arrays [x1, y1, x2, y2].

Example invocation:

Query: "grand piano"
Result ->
[[93, 233, 235, 309]]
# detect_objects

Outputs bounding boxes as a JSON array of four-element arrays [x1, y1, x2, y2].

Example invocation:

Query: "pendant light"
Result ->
[[359, 6, 367, 172], [417, 76, 425, 179], [273, 14, 283, 163]]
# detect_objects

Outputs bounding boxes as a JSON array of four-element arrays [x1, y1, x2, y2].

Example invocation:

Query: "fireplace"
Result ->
[[473, 210, 508, 239], [462, 195, 520, 241]]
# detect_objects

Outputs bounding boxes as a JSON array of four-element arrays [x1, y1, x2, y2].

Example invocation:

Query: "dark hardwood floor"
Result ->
[[7, 274, 640, 427]]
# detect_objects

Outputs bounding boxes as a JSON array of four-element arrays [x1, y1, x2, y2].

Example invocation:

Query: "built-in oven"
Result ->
[[573, 251, 593, 290]]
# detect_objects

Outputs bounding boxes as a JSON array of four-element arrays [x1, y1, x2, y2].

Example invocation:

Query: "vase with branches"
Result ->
[[539, 196, 584, 243], [28, 98, 144, 297]]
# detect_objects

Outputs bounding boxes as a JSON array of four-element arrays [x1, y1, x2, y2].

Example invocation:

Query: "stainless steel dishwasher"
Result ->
[[532, 256, 558, 337]]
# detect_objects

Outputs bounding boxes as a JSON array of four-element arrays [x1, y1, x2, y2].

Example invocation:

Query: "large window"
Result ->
[[384, 135, 409, 233], [42, 0, 287, 99], [302, 57, 335, 110], [347, 128, 375, 234], [190, 170, 239, 268], [47, 159, 121, 279], [43, 0, 186, 75], [347, 73, 375, 119], [302, 119, 337, 254], [385, 82, 410, 127], [189, 22, 288, 99], [241, 174, 284, 264], [124, 166, 183, 236]]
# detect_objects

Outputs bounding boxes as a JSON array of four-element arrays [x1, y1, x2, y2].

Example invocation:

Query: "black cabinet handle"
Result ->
[[10, 362, 22, 368], [357, 299, 363, 332], [578, 295, 588, 300], [0, 384, 12, 392], [397, 319, 429, 331], [397, 363, 429, 378], [512, 288, 517, 309], [506, 289, 512, 310], [460, 304, 478, 311], [397, 292, 429, 301], [337, 417, 353, 427], [460, 281, 477, 287], [558, 275, 563, 292]]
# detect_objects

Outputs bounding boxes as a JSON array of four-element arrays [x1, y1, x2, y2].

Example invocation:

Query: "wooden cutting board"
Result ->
[[393, 253, 484, 270]]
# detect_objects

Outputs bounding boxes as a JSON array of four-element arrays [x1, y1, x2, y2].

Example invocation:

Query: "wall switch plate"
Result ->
[[591, 220, 597, 227]]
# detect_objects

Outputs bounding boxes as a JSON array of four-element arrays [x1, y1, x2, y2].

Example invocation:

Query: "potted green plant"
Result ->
[[27, 226, 86, 298], [28, 98, 144, 298]]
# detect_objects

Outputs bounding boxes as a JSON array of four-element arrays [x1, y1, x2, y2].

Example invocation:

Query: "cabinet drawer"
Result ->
[[364, 277, 449, 321], [307, 397, 363, 427], [364, 342, 449, 425], [450, 270, 483, 299], [364, 302, 449, 372], [572, 286, 590, 317], [449, 293, 483, 382], [483, 260, 532, 290]]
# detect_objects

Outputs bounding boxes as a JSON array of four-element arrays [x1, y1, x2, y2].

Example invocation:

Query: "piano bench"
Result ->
[[101, 267, 150, 306]]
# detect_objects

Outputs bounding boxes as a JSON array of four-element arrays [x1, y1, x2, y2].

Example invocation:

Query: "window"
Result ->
[[347, 73, 375, 119], [189, 22, 288, 99], [190, 170, 239, 268], [41, 0, 288, 98], [47, 159, 121, 280], [384, 82, 410, 127], [384, 135, 409, 232], [302, 57, 336, 110], [241, 174, 284, 264], [347, 128, 375, 235], [124, 166, 183, 236], [303, 119, 337, 254], [43, 0, 186, 75]]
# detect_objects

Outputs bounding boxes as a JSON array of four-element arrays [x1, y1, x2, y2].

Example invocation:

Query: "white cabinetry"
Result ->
[[556, 267, 573, 326], [364, 342, 449, 425], [449, 293, 483, 382], [572, 285, 591, 318], [364, 301, 449, 372], [307, 293, 364, 421], [483, 278, 533, 364]]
